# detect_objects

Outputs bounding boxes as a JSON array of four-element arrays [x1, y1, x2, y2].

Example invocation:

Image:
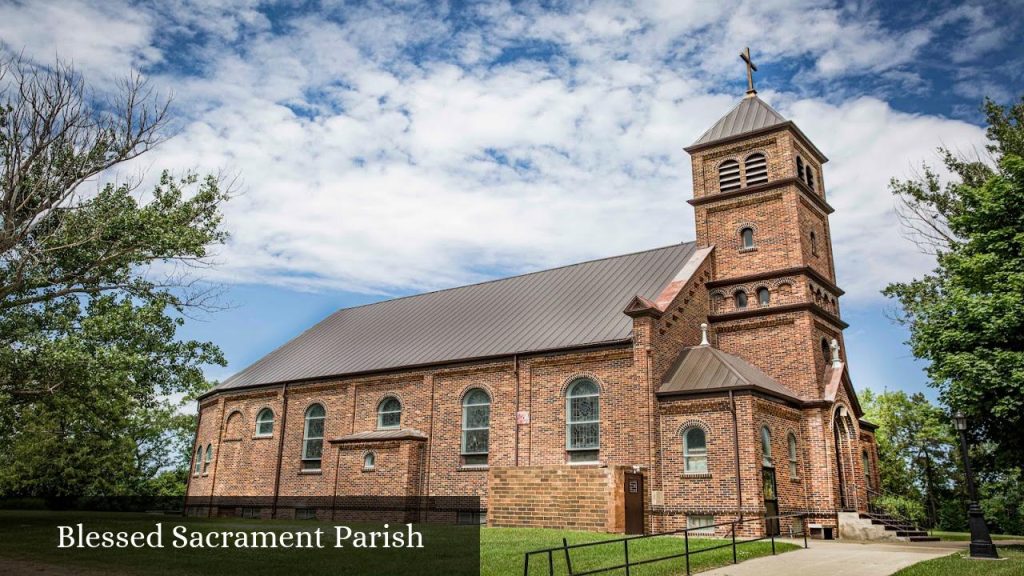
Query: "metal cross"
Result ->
[[740, 47, 758, 96]]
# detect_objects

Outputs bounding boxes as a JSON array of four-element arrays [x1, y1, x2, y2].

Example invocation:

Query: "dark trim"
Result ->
[[858, 419, 879, 431], [329, 433, 428, 444], [684, 120, 829, 162], [198, 339, 633, 401], [706, 266, 845, 296], [657, 384, 801, 407], [688, 177, 834, 215], [270, 382, 289, 519], [708, 302, 849, 329]]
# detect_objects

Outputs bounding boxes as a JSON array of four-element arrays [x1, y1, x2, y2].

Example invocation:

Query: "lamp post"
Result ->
[[952, 411, 998, 559]]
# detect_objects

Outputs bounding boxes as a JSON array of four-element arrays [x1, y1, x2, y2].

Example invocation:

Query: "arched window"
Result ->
[[862, 449, 871, 489], [377, 397, 402, 430], [744, 153, 768, 186], [364, 452, 376, 470], [757, 287, 770, 306], [719, 159, 741, 192], [461, 388, 491, 466], [740, 227, 754, 249], [761, 427, 772, 467], [682, 427, 708, 473], [805, 166, 816, 191], [194, 447, 202, 475], [566, 378, 600, 463], [796, 156, 804, 180], [204, 444, 213, 474], [810, 230, 819, 256], [734, 290, 748, 309], [821, 338, 831, 367], [302, 404, 325, 470], [255, 408, 274, 437], [788, 433, 799, 479]]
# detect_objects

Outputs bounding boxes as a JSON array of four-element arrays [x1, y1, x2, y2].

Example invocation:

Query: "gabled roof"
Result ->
[[657, 345, 801, 403], [212, 242, 700, 393], [688, 95, 787, 149]]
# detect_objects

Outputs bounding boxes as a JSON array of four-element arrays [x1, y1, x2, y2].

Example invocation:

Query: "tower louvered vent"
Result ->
[[744, 153, 768, 186], [719, 160, 741, 192]]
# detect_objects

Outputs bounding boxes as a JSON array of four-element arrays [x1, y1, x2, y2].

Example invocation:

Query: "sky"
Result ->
[[3, 0, 1023, 403]]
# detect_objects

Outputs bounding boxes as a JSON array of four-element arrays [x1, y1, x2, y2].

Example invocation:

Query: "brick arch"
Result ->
[[734, 222, 760, 235], [675, 418, 710, 438], [375, 392, 405, 410], [559, 373, 605, 396], [224, 410, 244, 439], [458, 384, 495, 404]]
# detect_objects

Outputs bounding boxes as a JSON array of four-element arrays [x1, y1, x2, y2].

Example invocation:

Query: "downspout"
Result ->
[[423, 374, 436, 499], [730, 391, 743, 521], [182, 402, 203, 515], [645, 345, 655, 533], [330, 443, 342, 521], [270, 382, 290, 519], [207, 399, 227, 517], [513, 354, 520, 467]]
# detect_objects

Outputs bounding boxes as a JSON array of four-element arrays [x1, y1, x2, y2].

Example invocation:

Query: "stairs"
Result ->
[[859, 511, 939, 542]]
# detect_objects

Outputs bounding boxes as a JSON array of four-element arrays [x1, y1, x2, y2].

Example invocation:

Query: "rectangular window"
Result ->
[[687, 515, 715, 535], [241, 507, 260, 519], [568, 450, 599, 463], [457, 511, 486, 525], [257, 420, 273, 436], [295, 508, 318, 520], [685, 452, 708, 473], [462, 454, 488, 467]]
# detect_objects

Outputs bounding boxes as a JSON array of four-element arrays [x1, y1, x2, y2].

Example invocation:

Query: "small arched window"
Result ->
[[862, 449, 871, 488], [204, 444, 213, 474], [682, 427, 708, 473], [757, 287, 770, 306], [796, 156, 804, 180], [194, 447, 203, 475], [810, 230, 819, 256], [788, 433, 799, 479], [255, 408, 274, 437], [377, 397, 402, 430], [761, 427, 772, 467], [740, 227, 754, 249], [734, 290, 748, 309], [821, 338, 831, 367], [805, 166, 816, 191], [364, 452, 376, 470], [566, 378, 600, 463], [461, 388, 491, 466], [302, 404, 325, 470], [744, 153, 768, 186], [719, 159, 741, 192]]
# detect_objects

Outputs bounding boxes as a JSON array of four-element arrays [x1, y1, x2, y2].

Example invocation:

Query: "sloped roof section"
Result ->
[[689, 95, 787, 148], [214, 242, 699, 393], [658, 345, 801, 403]]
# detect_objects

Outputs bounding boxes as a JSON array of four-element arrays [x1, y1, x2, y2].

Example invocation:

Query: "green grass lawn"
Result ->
[[891, 545, 1024, 576], [928, 531, 1024, 542], [0, 510, 798, 576]]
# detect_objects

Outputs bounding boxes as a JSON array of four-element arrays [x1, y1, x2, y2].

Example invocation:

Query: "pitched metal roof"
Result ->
[[213, 242, 699, 393], [689, 95, 787, 148], [657, 345, 801, 402]]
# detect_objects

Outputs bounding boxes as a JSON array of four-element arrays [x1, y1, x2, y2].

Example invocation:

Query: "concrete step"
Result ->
[[896, 530, 928, 537], [909, 536, 941, 542]]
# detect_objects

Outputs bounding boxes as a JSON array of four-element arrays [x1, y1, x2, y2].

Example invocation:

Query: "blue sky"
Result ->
[[3, 0, 1023, 403]]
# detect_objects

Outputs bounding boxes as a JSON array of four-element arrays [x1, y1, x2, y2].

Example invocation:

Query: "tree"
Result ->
[[884, 97, 1024, 472], [0, 54, 228, 497]]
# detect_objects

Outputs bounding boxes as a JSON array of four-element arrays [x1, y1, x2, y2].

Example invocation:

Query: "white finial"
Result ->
[[830, 338, 841, 366], [700, 323, 710, 346]]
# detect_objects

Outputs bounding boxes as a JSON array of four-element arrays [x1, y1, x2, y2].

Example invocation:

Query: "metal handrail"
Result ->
[[865, 488, 921, 531], [522, 513, 808, 576]]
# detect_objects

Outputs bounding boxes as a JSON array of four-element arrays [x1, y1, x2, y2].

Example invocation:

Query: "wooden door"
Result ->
[[624, 472, 644, 535]]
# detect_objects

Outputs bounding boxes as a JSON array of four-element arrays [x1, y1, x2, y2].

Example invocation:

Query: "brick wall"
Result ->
[[487, 465, 628, 532]]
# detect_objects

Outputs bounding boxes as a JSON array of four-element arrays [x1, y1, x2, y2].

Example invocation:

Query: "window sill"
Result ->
[[790, 477, 802, 483], [567, 461, 603, 467], [298, 469, 322, 475], [223, 437, 242, 443], [361, 467, 375, 473], [252, 435, 273, 440], [738, 247, 758, 253], [201, 473, 209, 477], [458, 465, 489, 472], [682, 473, 712, 479]]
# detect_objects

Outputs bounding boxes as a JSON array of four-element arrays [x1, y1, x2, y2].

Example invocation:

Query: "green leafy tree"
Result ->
[[0, 54, 228, 497], [883, 97, 1024, 471]]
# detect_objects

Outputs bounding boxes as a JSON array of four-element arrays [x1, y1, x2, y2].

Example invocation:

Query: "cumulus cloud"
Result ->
[[1, 0, 998, 303]]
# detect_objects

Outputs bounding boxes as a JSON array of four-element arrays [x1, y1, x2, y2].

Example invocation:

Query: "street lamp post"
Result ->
[[952, 411, 998, 559]]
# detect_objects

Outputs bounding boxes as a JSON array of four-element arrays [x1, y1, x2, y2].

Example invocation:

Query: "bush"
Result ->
[[937, 498, 968, 531], [876, 494, 926, 525]]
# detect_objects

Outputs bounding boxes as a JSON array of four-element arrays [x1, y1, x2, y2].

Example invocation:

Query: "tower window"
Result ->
[[757, 287, 770, 306], [744, 153, 768, 186], [821, 338, 831, 367], [810, 230, 819, 256], [718, 160, 741, 193], [740, 227, 754, 249], [805, 166, 816, 191], [796, 156, 804, 180], [734, 290, 748, 309]]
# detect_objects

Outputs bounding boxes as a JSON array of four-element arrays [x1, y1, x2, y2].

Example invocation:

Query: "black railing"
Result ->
[[865, 488, 920, 531], [522, 513, 808, 576]]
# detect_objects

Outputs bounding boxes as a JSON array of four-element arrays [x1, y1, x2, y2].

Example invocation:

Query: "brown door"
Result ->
[[624, 472, 644, 534], [762, 467, 780, 536]]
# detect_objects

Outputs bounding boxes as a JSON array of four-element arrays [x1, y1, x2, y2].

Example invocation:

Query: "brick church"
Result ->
[[187, 59, 880, 538]]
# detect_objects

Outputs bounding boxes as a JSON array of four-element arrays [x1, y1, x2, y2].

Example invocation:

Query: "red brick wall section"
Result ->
[[487, 465, 630, 532]]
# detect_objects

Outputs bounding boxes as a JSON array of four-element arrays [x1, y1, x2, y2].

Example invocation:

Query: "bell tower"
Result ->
[[684, 51, 846, 401]]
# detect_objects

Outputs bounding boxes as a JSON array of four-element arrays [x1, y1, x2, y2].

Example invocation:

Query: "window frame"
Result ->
[[757, 287, 770, 306], [203, 443, 213, 474], [787, 433, 799, 479], [255, 408, 274, 437], [687, 515, 716, 535], [363, 451, 376, 470], [682, 426, 708, 474], [566, 378, 600, 463], [302, 403, 326, 471], [461, 388, 491, 466], [193, 447, 203, 476], [734, 290, 748, 309], [740, 227, 755, 249], [718, 159, 741, 193], [743, 152, 768, 187], [377, 396, 402, 430], [761, 426, 773, 468]]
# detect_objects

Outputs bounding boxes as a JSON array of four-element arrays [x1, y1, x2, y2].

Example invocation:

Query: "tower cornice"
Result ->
[[705, 265, 844, 296], [707, 302, 849, 329], [687, 176, 835, 215], [685, 120, 828, 163]]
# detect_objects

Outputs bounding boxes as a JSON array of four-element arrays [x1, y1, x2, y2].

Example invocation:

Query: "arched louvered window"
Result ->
[[744, 153, 768, 186], [461, 388, 491, 466], [805, 165, 816, 191], [302, 404, 325, 470], [566, 378, 600, 463], [757, 287, 771, 306], [740, 227, 754, 249], [734, 290, 748, 309], [377, 397, 402, 430], [719, 159, 741, 192], [796, 157, 804, 180], [682, 427, 708, 473]]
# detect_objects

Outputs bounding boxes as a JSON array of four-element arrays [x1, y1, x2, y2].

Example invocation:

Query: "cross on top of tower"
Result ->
[[740, 47, 758, 97]]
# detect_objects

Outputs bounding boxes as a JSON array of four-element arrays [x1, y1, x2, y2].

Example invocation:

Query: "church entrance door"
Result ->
[[624, 471, 644, 534], [762, 467, 780, 536]]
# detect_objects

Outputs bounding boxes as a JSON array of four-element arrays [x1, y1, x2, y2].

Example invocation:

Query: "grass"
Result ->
[[891, 545, 1024, 576], [928, 531, 1024, 542], [0, 510, 798, 576]]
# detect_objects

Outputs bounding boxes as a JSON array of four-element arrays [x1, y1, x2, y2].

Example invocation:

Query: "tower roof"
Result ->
[[688, 95, 787, 149]]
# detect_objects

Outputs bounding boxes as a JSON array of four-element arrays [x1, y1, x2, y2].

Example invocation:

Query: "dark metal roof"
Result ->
[[689, 95, 787, 148], [330, 429, 428, 443], [658, 345, 801, 402], [213, 242, 699, 393]]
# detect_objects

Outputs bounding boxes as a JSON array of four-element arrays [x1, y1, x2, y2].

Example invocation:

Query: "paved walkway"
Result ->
[[701, 539, 960, 576]]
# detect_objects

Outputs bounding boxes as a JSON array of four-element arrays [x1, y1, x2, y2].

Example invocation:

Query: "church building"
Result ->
[[187, 55, 880, 538]]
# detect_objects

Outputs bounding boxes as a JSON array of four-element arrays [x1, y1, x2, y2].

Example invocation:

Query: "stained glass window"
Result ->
[[567, 379, 599, 462], [377, 397, 402, 430], [461, 388, 491, 465], [302, 404, 325, 470]]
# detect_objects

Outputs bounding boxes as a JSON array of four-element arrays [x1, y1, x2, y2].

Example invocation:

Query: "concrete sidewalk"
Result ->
[[700, 539, 958, 576]]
